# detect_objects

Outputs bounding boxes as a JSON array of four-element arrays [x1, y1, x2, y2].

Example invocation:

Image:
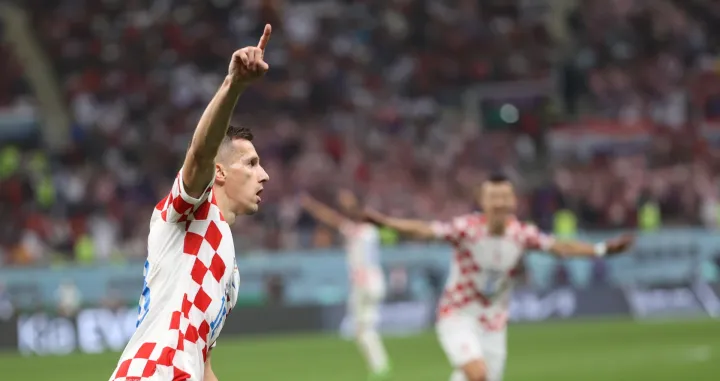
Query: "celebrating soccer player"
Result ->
[[364, 173, 633, 381], [109, 25, 272, 381], [300, 190, 392, 380]]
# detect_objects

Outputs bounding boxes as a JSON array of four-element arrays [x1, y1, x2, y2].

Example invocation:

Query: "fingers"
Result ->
[[234, 50, 249, 67], [257, 24, 272, 53], [247, 48, 259, 71], [233, 47, 269, 74]]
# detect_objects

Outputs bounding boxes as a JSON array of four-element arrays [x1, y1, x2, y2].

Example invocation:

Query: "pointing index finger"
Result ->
[[257, 24, 272, 52]]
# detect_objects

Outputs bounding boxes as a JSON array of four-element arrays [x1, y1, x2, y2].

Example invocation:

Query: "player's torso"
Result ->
[[344, 223, 380, 267], [343, 223, 384, 293], [439, 221, 526, 326], [145, 213, 239, 344], [118, 207, 239, 379]]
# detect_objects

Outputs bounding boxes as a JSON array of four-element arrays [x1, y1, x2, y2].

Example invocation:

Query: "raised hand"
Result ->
[[228, 24, 272, 85]]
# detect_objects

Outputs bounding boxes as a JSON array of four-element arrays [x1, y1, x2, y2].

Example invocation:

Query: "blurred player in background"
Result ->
[[109, 26, 272, 381], [365, 173, 633, 381], [301, 190, 392, 380]]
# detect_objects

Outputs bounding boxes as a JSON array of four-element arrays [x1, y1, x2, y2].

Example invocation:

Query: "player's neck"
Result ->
[[213, 189, 237, 224], [488, 224, 505, 236], [486, 216, 507, 236], [223, 210, 237, 225]]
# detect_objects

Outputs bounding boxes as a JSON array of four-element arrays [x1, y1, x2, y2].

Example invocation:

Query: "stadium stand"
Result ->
[[1, 0, 720, 265]]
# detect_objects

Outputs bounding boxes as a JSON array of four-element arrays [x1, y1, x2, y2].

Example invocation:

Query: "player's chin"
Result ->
[[242, 201, 260, 215]]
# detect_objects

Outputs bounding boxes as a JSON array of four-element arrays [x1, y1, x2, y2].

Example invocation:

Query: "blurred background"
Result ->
[[1, 0, 720, 380]]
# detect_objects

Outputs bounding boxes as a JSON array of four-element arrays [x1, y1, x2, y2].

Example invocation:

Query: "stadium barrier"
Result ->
[[2, 228, 720, 310], [4, 282, 718, 356]]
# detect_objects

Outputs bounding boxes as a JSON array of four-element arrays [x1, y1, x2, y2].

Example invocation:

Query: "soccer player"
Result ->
[[364, 173, 633, 381], [300, 190, 392, 380], [108, 25, 272, 381]]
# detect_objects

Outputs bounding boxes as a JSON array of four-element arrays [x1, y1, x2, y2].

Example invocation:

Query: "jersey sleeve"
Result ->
[[155, 168, 215, 223], [430, 215, 473, 243], [522, 224, 555, 251]]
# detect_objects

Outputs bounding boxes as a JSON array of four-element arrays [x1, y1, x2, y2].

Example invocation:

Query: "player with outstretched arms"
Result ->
[[300, 190, 392, 380], [364, 173, 633, 381], [108, 25, 272, 381]]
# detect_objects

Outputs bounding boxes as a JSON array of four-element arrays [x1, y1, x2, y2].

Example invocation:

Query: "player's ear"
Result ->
[[215, 162, 227, 185]]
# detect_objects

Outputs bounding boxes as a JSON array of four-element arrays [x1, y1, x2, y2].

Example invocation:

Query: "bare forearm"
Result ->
[[183, 76, 247, 195], [550, 240, 601, 258], [549, 234, 633, 258], [204, 354, 219, 381], [380, 217, 435, 240], [304, 199, 346, 229], [204, 369, 219, 381]]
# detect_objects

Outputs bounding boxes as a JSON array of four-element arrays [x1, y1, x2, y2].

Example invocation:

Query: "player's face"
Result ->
[[337, 189, 360, 218], [216, 139, 269, 215], [479, 181, 517, 220]]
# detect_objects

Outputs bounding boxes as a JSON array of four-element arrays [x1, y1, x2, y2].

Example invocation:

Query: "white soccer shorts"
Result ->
[[436, 314, 507, 381], [348, 280, 386, 328]]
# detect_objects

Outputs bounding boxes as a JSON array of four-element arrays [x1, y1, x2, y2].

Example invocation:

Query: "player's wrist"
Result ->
[[225, 75, 251, 90], [594, 242, 607, 257]]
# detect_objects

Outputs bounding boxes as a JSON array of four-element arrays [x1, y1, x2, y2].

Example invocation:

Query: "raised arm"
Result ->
[[182, 24, 272, 198], [363, 208, 437, 240], [300, 194, 348, 230]]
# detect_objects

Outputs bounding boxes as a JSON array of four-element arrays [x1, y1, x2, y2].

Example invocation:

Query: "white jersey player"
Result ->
[[300, 190, 391, 380], [365, 174, 633, 381], [109, 25, 273, 381]]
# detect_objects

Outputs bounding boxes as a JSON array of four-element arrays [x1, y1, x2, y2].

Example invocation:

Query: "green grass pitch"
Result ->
[[2, 318, 718, 380]]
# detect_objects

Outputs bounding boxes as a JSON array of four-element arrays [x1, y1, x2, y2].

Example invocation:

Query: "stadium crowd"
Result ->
[[2, 0, 720, 266]]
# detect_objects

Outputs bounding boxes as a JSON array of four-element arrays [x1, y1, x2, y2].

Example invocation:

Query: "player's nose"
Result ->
[[259, 165, 269, 183]]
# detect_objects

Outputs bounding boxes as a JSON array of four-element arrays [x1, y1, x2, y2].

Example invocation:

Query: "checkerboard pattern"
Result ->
[[111, 171, 234, 381], [433, 215, 555, 331], [155, 174, 223, 224]]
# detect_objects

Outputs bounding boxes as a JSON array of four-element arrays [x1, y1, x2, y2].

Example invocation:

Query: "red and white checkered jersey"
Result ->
[[109, 170, 240, 381], [340, 222, 384, 290], [431, 213, 554, 331]]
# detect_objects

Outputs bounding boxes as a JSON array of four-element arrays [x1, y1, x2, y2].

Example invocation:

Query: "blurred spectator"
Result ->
[[2, 0, 720, 266]]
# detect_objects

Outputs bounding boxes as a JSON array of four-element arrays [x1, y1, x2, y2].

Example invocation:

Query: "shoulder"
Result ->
[[451, 212, 484, 229], [506, 219, 545, 243], [363, 223, 381, 237], [515, 220, 540, 233]]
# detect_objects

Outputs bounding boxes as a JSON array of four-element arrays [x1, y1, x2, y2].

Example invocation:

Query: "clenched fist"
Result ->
[[229, 24, 272, 85]]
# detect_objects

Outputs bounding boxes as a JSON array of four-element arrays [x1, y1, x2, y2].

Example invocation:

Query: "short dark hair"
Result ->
[[225, 125, 253, 142], [487, 171, 510, 184], [216, 125, 254, 161]]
